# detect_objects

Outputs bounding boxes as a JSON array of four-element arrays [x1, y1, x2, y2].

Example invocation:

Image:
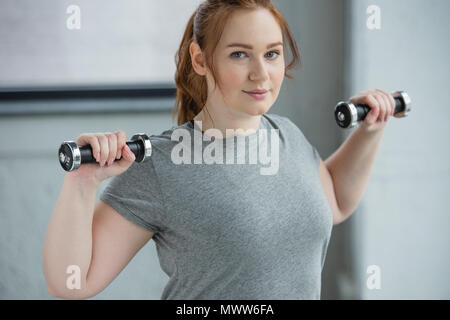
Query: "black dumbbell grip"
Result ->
[[334, 91, 411, 129], [58, 133, 151, 172], [356, 97, 404, 120], [79, 141, 142, 164]]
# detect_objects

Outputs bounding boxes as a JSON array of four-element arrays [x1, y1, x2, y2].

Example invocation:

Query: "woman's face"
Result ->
[[196, 8, 286, 118]]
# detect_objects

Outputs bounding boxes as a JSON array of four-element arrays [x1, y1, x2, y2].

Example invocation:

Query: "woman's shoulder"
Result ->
[[148, 120, 193, 153], [263, 112, 290, 123], [263, 113, 298, 130], [263, 113, 310, 142]]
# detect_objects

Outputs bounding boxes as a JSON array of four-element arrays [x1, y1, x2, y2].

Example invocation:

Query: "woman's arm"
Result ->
[[325, 126, 385, 223], [43, 173, 155, 299], [42, 174, 100, 297], [324, 88, 395, 224]]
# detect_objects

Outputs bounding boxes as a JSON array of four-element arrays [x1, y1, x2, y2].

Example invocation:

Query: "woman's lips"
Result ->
[[243, 90, 268, 100]]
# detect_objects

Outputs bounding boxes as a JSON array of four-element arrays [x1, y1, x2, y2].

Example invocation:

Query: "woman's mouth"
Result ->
[[243, 90, 269, 100]]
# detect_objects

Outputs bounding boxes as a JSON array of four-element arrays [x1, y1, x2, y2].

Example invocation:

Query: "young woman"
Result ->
[[43, 0, 396, 300]]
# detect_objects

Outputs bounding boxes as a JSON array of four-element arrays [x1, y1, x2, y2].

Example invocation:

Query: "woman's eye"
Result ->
[[230, 51, 280, 59], [266, 51, 280, 59], [231, 51, 246, 59]]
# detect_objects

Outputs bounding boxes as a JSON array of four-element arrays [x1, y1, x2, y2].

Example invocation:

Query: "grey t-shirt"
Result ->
[[99, 113, 333, 299]]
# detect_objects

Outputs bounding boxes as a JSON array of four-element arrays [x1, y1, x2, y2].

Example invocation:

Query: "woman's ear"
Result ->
[[190, 42, 207, 76]]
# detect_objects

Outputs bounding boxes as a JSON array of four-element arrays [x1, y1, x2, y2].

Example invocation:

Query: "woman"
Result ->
[[43, 0, 395, 300]]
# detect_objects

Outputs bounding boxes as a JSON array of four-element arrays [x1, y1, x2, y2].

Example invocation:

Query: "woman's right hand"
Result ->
[[68, 130, 136, 185]]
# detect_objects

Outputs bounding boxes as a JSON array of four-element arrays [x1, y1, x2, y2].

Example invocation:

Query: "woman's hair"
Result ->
[[172, 0, 301, 126]]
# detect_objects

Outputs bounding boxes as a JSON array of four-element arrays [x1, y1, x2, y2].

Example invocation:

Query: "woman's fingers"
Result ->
[[372, 92, 387, 121], [76, 133, 101, 163], [115, 130, 127, 160], [385, 90, 396, 115], [106, 133, 117, 166], [375, 89, 394, 120], [97, 134, 109, 167], [365, 93, 380, 122], [75, 131, 133, 167]]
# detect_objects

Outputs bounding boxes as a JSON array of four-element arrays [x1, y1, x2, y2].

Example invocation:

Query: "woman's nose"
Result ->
[[249, 59, 269, 81]]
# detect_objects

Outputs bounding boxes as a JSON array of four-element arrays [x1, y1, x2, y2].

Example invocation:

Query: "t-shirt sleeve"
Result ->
[[280, 115, 322, 168], [99, 156, 166, 234], [311, 144, 321, 168]]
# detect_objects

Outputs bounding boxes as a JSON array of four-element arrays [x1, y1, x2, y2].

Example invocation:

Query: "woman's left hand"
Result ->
[[348, 88, 396, 132]]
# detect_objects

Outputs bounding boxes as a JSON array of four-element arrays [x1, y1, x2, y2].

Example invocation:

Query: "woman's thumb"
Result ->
[[367, 108, 378, 123], [120, 145, 136, 163]]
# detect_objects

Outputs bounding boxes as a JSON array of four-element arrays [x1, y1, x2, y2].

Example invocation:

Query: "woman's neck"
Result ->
[[193, 107, 262, 138]]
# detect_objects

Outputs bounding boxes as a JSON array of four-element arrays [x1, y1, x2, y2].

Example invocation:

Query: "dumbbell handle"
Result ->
[[58, 133, 152, 172], [79, 141, 141, 163], [334, 90, 412, 129]]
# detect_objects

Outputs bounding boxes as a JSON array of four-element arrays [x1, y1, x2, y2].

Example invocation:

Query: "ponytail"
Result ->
[[172, 11, 208, 126]]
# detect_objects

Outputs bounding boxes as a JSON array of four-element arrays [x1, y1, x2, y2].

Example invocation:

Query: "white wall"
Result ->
[[0, 0, 201, 87], [346, 0, 450, 299]]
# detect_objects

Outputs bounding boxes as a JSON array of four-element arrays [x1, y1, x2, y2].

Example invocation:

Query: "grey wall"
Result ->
[[1, 0, 449, 299], [346, 0, 450, 299]]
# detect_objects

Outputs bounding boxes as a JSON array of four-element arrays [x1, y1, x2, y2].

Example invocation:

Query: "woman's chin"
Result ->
[[231, 102, 271, 116], [252, 104, 272, 115]]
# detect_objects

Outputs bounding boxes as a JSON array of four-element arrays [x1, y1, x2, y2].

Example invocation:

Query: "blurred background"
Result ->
[[0, 0, 448, 299]]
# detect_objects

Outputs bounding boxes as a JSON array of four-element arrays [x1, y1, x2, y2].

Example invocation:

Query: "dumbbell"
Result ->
[[58, 133, 152, 172], [334, 90, 412, 128]]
